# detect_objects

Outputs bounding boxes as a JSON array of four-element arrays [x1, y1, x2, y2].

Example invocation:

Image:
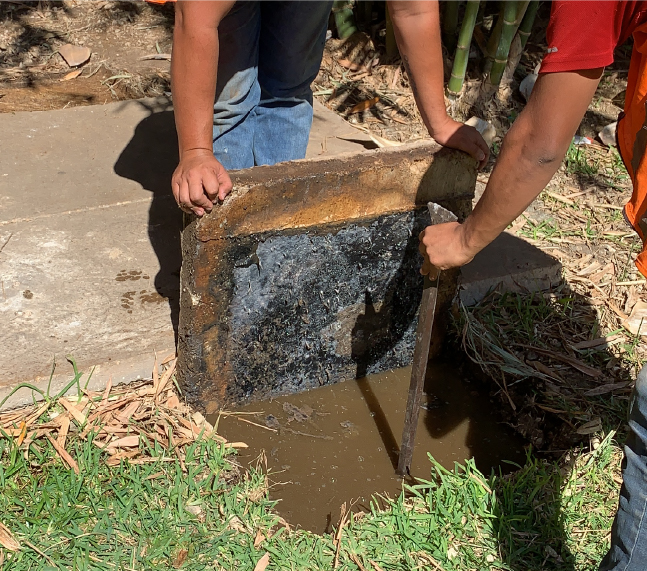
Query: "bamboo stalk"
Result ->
[[447, 0, 480, 95], [442, 1, 460, 53], [333, 0, 358, 40], [356, 0, 374, 30], [385, 3, 399, 58], [488, 0, 529, 87], [518, 0, 539, 49]]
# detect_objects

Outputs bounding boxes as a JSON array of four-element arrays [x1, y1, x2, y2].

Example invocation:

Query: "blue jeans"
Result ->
[[600, 365, 647, 570], [213, 1, 332, 170]]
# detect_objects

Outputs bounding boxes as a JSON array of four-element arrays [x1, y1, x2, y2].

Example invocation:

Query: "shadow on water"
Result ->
[[113, 99, 182, 342]]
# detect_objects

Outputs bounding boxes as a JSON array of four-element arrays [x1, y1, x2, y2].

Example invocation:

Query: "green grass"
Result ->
[[1, 420, 621, 570]]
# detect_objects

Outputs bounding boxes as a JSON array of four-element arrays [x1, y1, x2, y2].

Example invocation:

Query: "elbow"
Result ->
[[504, 117, 569, 171]]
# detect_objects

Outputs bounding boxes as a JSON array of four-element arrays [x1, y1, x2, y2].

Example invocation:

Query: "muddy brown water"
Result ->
[[211, 362, 526, 533]]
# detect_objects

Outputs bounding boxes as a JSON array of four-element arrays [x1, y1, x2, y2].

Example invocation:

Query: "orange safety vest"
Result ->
[[620, 20, 647, 277]]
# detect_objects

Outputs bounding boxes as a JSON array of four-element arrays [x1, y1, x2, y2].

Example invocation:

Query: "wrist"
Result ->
[[426, 113, 454, 139], [458, 217, 489, 257], [180, 147, 213, 159]]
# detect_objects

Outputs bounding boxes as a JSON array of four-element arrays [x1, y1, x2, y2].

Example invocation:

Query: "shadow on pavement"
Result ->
[[113, 98, 182, 342]]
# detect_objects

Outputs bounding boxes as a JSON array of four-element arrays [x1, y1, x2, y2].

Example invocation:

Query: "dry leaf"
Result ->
[[59, 398, 87, 425], [0, 522, 20, 552], [139, 53, 171, 61], [623, 300, 647, 336], [16, 421, 28, 446], [166, 395, 180, 409], [57, 415, 70, 449], [109, 435, 140, 449], [115, 400, 140, 424], [577, 261, 602, 277], [368, 133, 402, 148], [571, 335, 624, 350], [46, 434, 80, 474], [172, 548, 188, 568], [227, 516, 246, 533], [589, 262, 615, 284], [338, 58, 362, 71], [576, 418, 603, 435], [185, 504, 202, 517], [60, 68, 83, 81], [58, 44, 92, 67], [254, 552, 270, 571], [254, 529, 265, 548], [348, 96, 379, 115], [105, 450, 139, 466], [584, 382, 631, 397], [528, 360, 562, 380], [520, 345, 602, 378]]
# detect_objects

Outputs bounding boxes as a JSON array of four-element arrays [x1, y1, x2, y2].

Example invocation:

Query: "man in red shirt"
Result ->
[[404, 1, 647, 569]]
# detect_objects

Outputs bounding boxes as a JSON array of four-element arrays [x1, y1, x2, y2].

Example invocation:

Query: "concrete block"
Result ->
[[178, 142, 477, 412], [459, 231, 562, 306]]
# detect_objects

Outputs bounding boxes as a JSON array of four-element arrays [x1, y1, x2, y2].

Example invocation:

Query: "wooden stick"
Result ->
[[397, 203, 457, 476]]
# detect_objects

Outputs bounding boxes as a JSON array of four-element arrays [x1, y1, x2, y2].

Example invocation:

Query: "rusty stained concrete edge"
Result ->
[[194, 141, 477, 242]]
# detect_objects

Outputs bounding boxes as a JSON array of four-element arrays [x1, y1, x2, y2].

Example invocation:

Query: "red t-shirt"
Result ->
[[540, 0, 647, 73]]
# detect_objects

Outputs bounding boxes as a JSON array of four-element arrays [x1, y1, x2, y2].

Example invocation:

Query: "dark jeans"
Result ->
[[213, 0, 333, 170], [600, 365, 647, 570]]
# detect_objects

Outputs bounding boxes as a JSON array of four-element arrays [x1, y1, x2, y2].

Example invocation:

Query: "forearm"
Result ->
[[171, 2, 232, 157], [388, 0, 449, 134], [461, 70, 603, 254], [462, 120, 568, 250]]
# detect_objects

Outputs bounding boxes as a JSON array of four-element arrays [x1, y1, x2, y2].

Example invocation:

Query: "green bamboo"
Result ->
[[333, 0, 358, 40], [488, 0, 529, 87], [442, 1, 460, 53], [385, 3, 398, 58], [518, 0, 539, 49], [447, 0, 480, 95]]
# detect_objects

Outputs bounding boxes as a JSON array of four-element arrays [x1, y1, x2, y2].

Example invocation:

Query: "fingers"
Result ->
[[474, 135, 490, 170], [171, 155, 231, 217], [463, 135, 487, 168], [202, 169, 220, 202], [418, 230, 438, 278], [216, 167, 233, 201], [188, 174, 213, 216]]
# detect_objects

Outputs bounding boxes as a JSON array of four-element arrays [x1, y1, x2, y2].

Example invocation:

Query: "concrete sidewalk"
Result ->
[[0, 97, 559, 409]]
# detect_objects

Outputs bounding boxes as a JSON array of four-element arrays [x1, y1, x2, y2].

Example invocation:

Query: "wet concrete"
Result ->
[[212, 361, 526, 533]]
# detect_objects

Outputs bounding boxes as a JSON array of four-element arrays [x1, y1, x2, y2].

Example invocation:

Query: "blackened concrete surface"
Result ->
[[179, 142, 475, 411]]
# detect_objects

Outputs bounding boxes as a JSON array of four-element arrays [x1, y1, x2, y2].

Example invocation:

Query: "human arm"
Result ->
[[418, 68, 603, 276], [387, 0, 489, 168], [171, 0, 235, 217]]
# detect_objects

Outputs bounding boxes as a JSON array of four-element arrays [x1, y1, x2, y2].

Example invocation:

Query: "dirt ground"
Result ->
[[1, 0, 642, 455]]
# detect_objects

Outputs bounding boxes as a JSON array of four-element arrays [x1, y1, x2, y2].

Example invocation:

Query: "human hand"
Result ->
[[419, 221, 479, 277], [171, 149, 233, 217], [431, 117, 490, 170]]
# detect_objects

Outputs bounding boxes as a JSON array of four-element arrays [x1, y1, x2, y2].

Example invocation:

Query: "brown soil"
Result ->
[[0, 0, 173, 112]]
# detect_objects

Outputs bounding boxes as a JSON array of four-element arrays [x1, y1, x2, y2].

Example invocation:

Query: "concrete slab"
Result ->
[[0, 97, 372, 409], [459, 231, 562, 306], [178, 142, 476, 411]]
